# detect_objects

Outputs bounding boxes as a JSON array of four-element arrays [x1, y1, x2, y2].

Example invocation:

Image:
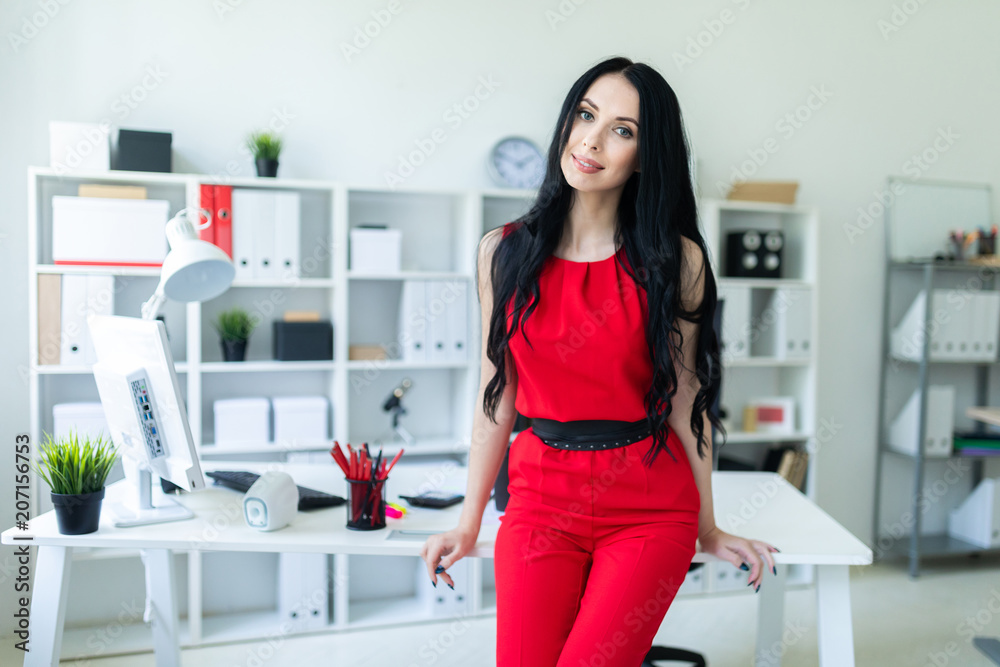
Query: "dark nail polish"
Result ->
[[755, 584, 760, 593], [432, 581, 437, 588], [772, 566, 777, 575], [775, 548, 781, 552], [447, 583, 455, 590], [740, 563, 749, 571], [435, 565, 445, 574]]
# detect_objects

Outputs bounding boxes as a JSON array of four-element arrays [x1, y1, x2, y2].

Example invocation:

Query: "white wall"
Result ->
[[3, 0, 1000, 641]]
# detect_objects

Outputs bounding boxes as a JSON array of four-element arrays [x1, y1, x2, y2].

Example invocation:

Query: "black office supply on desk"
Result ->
[[206, 470, 346, 510]]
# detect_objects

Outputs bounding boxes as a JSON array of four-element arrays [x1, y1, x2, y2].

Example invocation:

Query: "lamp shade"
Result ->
[[160, 240, 235, 302]]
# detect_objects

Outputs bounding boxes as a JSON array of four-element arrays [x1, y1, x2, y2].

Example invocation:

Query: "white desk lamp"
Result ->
[[140, 208, 235, 320]]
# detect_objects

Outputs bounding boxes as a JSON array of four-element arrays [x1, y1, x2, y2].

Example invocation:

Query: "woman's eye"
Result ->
[[615, 127, 632, 138], [579, 109, 594, 121]]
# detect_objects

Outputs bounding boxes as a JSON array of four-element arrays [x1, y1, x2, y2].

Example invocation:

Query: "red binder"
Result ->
[[198, 183, 215, 244], [212, 185, 233, 259]]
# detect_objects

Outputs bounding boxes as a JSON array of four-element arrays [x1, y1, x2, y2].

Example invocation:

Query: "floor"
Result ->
[[2, 554, 999, 666]]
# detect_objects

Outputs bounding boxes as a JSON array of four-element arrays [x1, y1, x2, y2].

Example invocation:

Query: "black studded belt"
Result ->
[[530, 418, 653, 451]]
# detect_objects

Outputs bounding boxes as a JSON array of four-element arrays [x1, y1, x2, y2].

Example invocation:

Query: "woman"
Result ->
[[420, 56, 780, 667]]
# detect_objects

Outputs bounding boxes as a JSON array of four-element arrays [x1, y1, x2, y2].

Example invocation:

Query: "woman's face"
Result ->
[[560, 73, 641, 193]]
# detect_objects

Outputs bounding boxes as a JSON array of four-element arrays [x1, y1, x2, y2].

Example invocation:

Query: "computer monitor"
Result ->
[[87, 313, 206, 527]]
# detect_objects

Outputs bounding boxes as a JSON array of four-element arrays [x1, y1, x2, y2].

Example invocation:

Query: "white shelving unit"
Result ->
[[26, 167, 819, 657], [699, 197, 821, 590]]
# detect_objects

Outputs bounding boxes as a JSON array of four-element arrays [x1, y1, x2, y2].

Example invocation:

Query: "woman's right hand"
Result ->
[[420, 524, 479, 589]]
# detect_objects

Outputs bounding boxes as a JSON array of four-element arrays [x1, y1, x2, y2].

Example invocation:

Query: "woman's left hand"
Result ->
[[697, 526, 780, 592]]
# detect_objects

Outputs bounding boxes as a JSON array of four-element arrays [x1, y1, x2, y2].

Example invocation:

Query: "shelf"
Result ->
[[887, 352, 996, 365], [347, 594, 434, 628], [890, 259, 1000, 272], [35, 264, 163, 278], [706, 198, 815, 215], [198, 442, 333, 456], [34, 362, 189, 374], [345, 359, 470, 370], [880, 444, 1000, 460], [877, 532, 1000, 560], [230, 278, 335, 289], [716, 277, 813, 288], [347, 271, 473, 281], [721, 431, 813, 444], [33, 166, 192, 185], [200, 360, 334, 373], [723, 356, 812, 367]]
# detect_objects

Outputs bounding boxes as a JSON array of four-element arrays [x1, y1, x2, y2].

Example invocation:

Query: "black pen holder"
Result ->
[[345, 476, 387, 530]]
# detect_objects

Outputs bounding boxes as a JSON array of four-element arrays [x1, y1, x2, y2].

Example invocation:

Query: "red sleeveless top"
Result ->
[[502, 221, 653, 421]]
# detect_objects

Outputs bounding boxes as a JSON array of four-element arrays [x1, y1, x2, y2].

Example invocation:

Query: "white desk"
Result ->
[[2, 464, 871, 667]]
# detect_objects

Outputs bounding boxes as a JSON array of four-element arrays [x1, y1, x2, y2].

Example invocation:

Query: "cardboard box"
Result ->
[[727, 181, 799, 205]]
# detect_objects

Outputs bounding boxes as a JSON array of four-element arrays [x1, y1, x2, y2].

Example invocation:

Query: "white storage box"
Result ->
[[888, 385, 954, 458], [272, 395, 329, 446], [213, 397, 271, 447], [350, 227, 401, 273], [948, 478, 1000, 548], [49, 120, 110, 172], [52, 402, 110, 442], [52, 195, 170, 267]]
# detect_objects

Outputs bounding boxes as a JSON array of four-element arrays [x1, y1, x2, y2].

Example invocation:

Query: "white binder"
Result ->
[[60, 275, 89, 365], [888, 384, 955, 458], [948, 478, 1000, 548], [398, 280, 428, 362], [231, 189, 257, 281], [892, 290, 987, 362], [718, 285, 751, 360], [278, 552, 328, 631], [273, 191, 301, 280], [973, 292, 1000, 361], [83, 275, 114, 364], [252, 192, 277, 280], [427, 280, 449, 363], [762, 287, 812, 360], [444, 280, 468, 362]]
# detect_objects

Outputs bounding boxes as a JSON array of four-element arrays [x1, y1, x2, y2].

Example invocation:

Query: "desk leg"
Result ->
[[754, 563, 787, 667], [141, 548, 181, 667], [24, 545, 72, 667], [817, 564, 855, 667]]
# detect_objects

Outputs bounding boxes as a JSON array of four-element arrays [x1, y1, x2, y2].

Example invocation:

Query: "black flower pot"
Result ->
[[255, 157, 279, 178], [221, 339, 248, 362], [51, 488, 105, 535]]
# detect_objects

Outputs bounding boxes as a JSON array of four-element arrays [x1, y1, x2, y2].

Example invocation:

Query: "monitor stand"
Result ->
[[107, 467, 194, 528]]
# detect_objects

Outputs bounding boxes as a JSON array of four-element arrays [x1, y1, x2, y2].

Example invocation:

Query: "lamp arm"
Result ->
[[141, 286, 167, 321]]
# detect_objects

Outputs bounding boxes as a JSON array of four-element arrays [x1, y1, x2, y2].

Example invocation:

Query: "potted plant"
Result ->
[[33, 430, 118, 535], [246, 129, 283, 177], [212, 306, 257, 361]]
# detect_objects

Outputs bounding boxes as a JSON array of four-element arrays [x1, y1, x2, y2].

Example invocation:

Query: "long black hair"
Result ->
[[479, 56, 725, 468]]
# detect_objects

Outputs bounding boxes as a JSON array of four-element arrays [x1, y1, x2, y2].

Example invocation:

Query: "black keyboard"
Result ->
[[206, 470, 346, 511]]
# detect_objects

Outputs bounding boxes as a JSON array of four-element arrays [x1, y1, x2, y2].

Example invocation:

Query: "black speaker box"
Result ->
[[725, 229, 784, 278], [115, 129, 172, 173], [272, 321, 333, 361]]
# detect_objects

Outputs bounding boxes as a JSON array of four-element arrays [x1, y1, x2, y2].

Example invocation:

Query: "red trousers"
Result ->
[[494, 427, 701, 667]]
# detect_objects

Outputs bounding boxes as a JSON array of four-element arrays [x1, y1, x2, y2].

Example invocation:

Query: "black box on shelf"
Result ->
[[115, 129, 172, 172], [273, 321, 333, 361], [725, 229, 784, 278]]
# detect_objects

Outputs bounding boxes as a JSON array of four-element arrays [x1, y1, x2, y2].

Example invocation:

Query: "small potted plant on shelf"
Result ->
[[246, 129, 283, 177], [212, 306, 257, 362], [33, 429, 118, 535]]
